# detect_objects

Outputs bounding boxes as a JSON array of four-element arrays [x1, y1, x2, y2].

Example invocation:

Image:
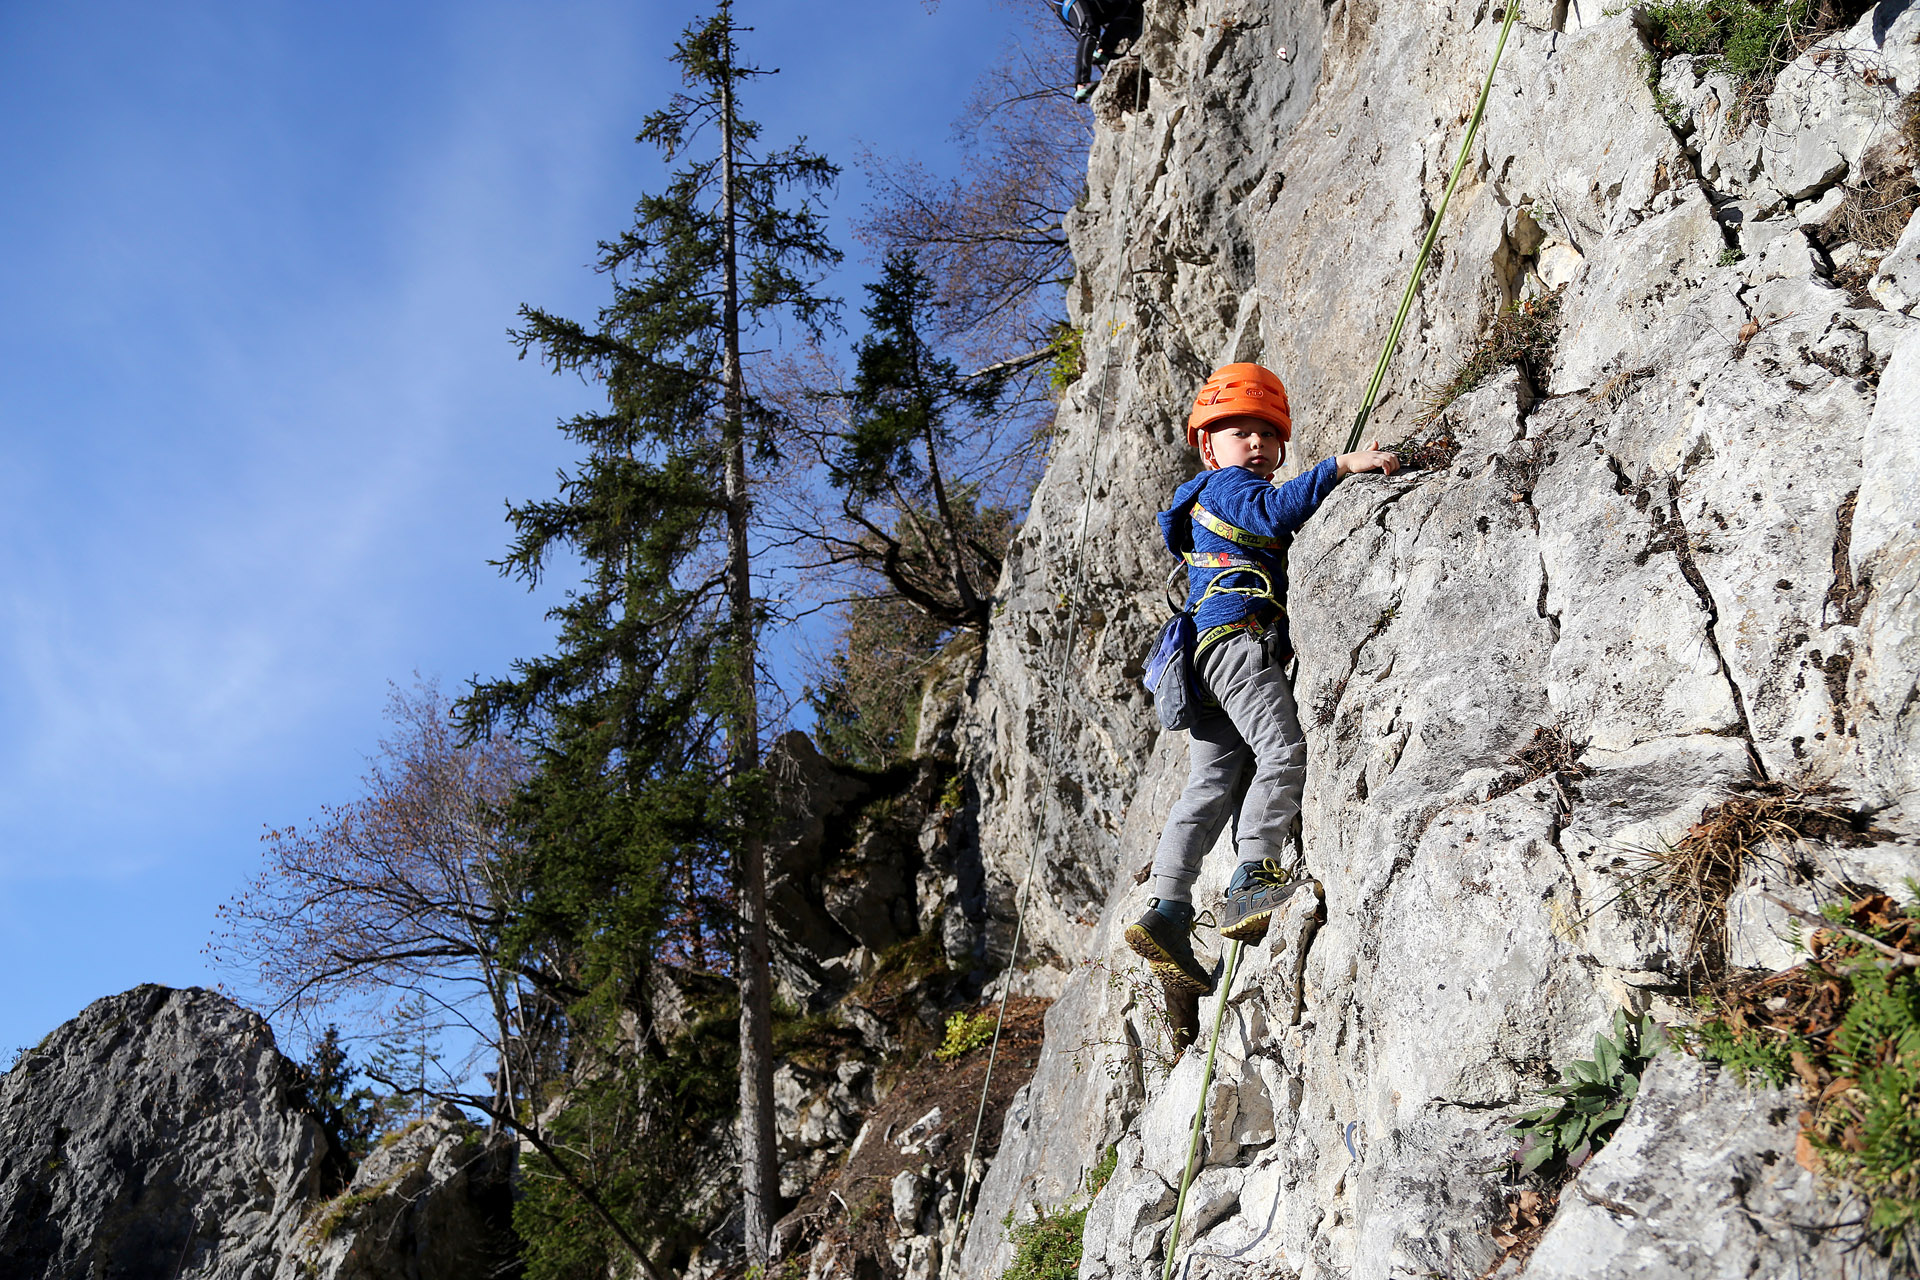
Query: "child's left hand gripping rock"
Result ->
[[1335, 439, 1401, 477]]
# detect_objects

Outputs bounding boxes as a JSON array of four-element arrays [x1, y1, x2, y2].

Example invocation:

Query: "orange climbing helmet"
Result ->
[[1185, 363, 1292, 448]]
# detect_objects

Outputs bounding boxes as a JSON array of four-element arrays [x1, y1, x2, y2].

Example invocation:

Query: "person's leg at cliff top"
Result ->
[[1060, 0, 1103, 101], [1125, 364, 1399, 996]]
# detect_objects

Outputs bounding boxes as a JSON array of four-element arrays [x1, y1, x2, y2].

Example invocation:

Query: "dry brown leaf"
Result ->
[[1796, 1128, 1824, 1172], [1818, 1076, 1858, 1104]]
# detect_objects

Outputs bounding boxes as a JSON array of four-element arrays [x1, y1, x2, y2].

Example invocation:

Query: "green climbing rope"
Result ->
[[1160, 940, 1244, 1280], [1344, 0, 1522, 454]]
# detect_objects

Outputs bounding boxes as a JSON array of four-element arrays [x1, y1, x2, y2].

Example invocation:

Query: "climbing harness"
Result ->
[[945, 61, 1153, 1278], [1145, 557, 1276, 731], [1345, 0, 1522, 454], [1146, 484, 1290, 730]]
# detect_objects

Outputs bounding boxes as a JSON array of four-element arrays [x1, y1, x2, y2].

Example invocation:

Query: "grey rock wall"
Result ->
[[0, 986, 515, 1280], [278, 1105, 516, 1280], [0, 985, 328, 1280], [950, 0, 1919, 1276]]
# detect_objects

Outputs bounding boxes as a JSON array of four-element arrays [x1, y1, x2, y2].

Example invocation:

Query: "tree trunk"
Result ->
[[718, 17, 780, 1267], [908, 308, 983, 632], [921, 418, 982, 627]]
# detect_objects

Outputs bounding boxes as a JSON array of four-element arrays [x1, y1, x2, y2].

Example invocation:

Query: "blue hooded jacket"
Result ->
[[1156, 459, 1342, 654]]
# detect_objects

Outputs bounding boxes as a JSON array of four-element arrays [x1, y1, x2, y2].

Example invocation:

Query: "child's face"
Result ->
[[1202, 417, 1285, 477]]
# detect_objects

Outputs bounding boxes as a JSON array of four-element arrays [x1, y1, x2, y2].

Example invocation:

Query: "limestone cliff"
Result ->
[[945, 0, 1920, 1276]]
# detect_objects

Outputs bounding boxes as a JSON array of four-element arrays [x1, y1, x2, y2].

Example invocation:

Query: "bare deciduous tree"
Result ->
[[209, 680, 561, 1118], [857, 2, 1091, 365]]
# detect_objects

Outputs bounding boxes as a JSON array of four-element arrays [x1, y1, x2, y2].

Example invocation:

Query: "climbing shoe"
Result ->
[[1072, 82, 1096, 103], [1218, 859, 1317, 944], [1091, 47, 1111, 65], [1125, 898, 1216, 995]]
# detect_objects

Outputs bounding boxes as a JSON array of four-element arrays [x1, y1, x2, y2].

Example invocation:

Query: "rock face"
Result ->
[[0, 985, 514, 1280], [1518, 1054, 1870, 1279], [948, 0, 1920, 1276], [280, 1105, 517, 1280], [0, 985, 328, 1279]]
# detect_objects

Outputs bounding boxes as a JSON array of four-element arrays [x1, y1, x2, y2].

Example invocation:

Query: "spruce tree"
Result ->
[[463, 3, 837, 1267], [832, 250, 1009, 635]]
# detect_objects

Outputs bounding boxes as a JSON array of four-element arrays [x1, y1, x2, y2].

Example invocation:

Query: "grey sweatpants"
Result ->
[[1149, 630, 1307, 903]]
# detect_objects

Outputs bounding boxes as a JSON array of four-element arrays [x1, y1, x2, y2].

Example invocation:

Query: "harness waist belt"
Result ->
[[1192, 501, 1285, 549]]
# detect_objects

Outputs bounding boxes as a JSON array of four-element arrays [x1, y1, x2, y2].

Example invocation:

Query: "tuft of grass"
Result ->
[[309, 1177, 398, 1243], [1390, 429, 1462, 473], [1824, 173, 1920, 252], [1489, 723, 1591, 801], [1001, 1202, 1089, 1280], [1507, 1010, 1662, 1178], [1639, 783, 1868, 971], [1680, 892, 1920, 1265], [934, 1009, 998, 1063], [1418, 288, 1563, 426]]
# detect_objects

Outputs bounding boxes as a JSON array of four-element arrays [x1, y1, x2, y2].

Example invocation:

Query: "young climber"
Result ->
[[1127, 363, 1400, 996], [1058, 0, 1144, 103]]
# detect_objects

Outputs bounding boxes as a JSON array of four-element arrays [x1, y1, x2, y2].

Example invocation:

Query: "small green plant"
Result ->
[[845, 1183, 889, 1227], [1047, 323, 1085, 394], [1508, 1010, 1660, 1176], [1682, 892, 1920, 1262], [936, 1009, 998, 1062], [1641, 51, 1690, 129], [1086, 1144, 1119, 1197], [1640, 0, 1873, 90], [1001, 1202, 1089, 1280], [938, 767, 966, 815], [1717, 246, 1746, 266]]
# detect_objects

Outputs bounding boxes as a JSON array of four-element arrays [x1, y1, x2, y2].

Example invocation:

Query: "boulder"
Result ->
[[0, 985, 328, 1280]]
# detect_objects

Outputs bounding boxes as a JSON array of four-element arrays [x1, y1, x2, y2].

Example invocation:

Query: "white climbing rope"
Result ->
[[947, 60, 1155, 1274]]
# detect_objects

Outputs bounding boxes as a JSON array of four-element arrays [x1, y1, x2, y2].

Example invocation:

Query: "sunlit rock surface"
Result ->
[[0, 986, 514, 1280], [951, 0, 1919, 1275]]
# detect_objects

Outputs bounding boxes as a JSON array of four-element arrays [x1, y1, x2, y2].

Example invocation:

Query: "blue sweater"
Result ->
[[1156, 459, 1343, 653]]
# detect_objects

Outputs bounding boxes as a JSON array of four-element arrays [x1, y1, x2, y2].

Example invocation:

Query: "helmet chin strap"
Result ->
[[1200, 433, 1221, 470]]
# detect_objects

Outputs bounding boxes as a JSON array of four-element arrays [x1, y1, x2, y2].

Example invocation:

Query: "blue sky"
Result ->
[[0, 0, 1065, 1057]]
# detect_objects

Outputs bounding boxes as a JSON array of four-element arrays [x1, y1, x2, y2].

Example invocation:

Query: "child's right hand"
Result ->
[[1336, 440, 1401, 477]]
